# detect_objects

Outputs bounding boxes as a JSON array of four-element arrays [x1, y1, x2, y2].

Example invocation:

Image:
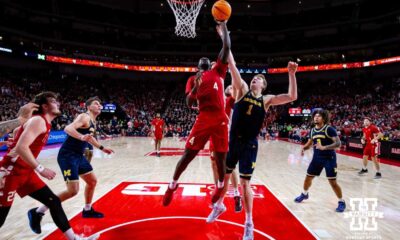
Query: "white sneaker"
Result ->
[[206, 203, 226, 223], [75, 233, 100, 240], [243, 223, 254, 240]]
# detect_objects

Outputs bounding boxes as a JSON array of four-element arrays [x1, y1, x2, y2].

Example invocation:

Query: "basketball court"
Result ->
[[1, 137, 399, 239]]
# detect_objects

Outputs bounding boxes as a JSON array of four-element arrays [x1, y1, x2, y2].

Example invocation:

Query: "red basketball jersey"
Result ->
[[185, 59, 228, 113], [362, 124, 380, 145]]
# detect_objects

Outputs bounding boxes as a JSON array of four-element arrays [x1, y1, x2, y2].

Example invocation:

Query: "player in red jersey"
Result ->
[[358, 117, 383, 179], [151, 113, 165, 157], [0, 92, 98, 240], [209, 85, 242, 212], [163, 21, 231, 206]]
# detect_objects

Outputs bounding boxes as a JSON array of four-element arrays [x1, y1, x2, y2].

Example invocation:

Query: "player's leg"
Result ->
[[295, 157, 323, 203], [80, 172, 103, 218], [0, 207, 11, 228], [359, 145, 370, 175], [162, 148, 200, 206], [325, 155, 346, 212], [371, 145, 381, 178], [210, 151, 219, 184], [35, 150, 82, 216], [241, 177, 254, 240], [29, 186, 99, 239], [230, 169, 242, 212], [209, 120, 229, 204], [207, 137, 239, 223]]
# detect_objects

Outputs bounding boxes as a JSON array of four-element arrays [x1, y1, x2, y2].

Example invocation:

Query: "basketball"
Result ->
[[212, 0, 232, 21]]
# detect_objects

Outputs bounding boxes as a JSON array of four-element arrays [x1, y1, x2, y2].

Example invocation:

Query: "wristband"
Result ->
[[99, 145, 104, 150], [35, 164, 45, 173]]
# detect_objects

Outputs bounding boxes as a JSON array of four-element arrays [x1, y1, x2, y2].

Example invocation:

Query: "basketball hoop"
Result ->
[[166, 0, 205, 38]]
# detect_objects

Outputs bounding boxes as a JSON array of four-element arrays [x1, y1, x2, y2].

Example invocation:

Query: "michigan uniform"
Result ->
[[226, 91, 266, 179], [58, 113, 96, 182], [307, 124, 338, 179]]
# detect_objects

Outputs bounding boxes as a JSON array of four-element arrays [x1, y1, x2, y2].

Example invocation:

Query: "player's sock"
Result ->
[[84, 204, 92, 211], [233, 188, 240, 196], [169, 180, 177, 189], [216, 197, 224, 207], [36, 205, 48, 214], [338, 198, 344, 202], [64, 229, 75, 240], [302, 190, 308, 195], [245, 212, 253, 225], [217, 180, 224, 189]]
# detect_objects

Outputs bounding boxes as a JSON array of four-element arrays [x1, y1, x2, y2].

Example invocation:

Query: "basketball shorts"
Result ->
[[363, 144, 378, 157], [307, 154, 337, 179], [0, 171, 46, 207], [185, 112, 229, 152], [154, 131, 163, 140], [85, 143, 94, 151], [226, 137, 258, 180], [57, 148, 93, 182]]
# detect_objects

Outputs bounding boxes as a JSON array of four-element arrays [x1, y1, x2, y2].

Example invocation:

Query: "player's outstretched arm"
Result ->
[[228, 51, 248, 101], [15, 116, 56, 180], [0, 102, 38, 137], [216, 21, 231, 64], [264, 61, 298, 108]]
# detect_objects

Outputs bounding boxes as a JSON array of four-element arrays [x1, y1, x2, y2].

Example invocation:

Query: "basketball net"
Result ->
[[166, 0, 205, 38]]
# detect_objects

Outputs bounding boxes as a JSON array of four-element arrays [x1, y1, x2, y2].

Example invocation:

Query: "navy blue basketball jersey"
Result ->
[[230, 91, 266, 140], [61, 113, 96, 154], [310, 125, 338, 157]]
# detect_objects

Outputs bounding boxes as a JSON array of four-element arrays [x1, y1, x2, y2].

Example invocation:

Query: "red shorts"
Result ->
[[209, 139, 215, 152], [154, 131, 163, 140], [186, 112, 229, 152], [363, 143, 378, 157], [0, 171, 46, 207]]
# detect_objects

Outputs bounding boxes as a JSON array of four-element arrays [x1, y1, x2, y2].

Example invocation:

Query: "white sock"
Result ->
[[64, 229, 75, 240], [303, 190, 308, 195], [84, 203, 92, 211], [245, 212, 253, 224], [233, 188, 240, 196], [37, 205, 49, 214], [169, 180, 177, 189], [217, 180, 224, 189], [216, 198, 224, 207], [339, 198, 344, 202]]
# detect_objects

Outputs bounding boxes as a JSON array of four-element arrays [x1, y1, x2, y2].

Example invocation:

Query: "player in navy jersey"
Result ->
[[206, 49, 298, 240], [294, 109, 346, 213]]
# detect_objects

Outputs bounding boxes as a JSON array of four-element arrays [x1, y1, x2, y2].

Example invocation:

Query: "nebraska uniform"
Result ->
[[362, 124, 380, 157], [185, 59, 229, 152], [0, 115, 50, 207], [209, 95, 235, 152], [151, 118, 164, 140]]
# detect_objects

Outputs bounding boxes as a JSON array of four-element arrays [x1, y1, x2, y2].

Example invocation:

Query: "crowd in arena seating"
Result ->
[[0, 70, 399, 142]]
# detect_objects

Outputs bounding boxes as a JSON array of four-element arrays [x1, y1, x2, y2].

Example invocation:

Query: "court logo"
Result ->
[[344, 198, 383, 239]]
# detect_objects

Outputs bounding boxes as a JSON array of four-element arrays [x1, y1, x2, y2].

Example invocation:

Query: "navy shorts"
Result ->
[[226, 137, 258, 180], [85, 143, 94, 151], [307, 154, 337, 179], [57, 148, 93, 182]]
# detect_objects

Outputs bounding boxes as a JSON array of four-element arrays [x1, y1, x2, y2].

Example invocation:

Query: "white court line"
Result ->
[[253, 177, 321, 240], [87, 216, 275, 239]]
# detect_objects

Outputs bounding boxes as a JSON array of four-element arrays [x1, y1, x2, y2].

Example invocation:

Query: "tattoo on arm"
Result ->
[[0, 119, 20, 137], [323, 137, 341, 150]]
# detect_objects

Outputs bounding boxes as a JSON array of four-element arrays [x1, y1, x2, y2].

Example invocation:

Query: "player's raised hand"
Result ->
[[40, 167, 56, 180], [18, 102, 39, 124], [287, 61, 298, 74], [102, 147, 114, 155]]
